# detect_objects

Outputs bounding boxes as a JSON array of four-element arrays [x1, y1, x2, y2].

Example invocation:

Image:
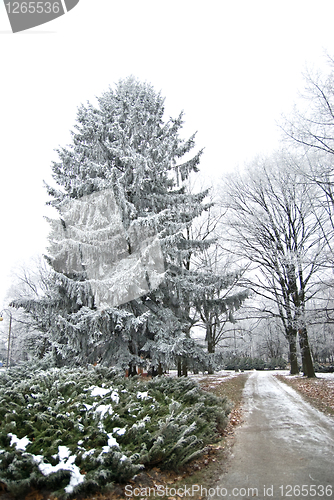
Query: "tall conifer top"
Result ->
[[14, 77, 245, 373]]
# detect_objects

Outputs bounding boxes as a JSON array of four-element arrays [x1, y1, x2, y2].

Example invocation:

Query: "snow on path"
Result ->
[[189, 370, 244, 388], [212, 371, 334, 500]]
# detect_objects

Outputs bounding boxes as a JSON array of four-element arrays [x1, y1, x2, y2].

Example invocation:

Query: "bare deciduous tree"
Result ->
[[220, 153, 327, 376], [281, 59, 334, 326], [187, 200, 249, 373], [8, 257, 54, 361], [281, 57, 334, 157]]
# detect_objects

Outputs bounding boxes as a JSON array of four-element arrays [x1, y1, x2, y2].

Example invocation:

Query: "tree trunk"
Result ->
[[150, 366, 159, 377], [182, 359, 188, 377], [192, 362, 199, 374], [128, 363, 137, 376], [298, 327, 316, 378], [38, 337, 49, 359], [207, 364, 214, 375], [288, 328, 299, 375], [53, 346, 65, 368], [300, 344, 307, 376], [207, 326, 215, 374], [207, 346, 215, 375], [177, 358, 182, 377]]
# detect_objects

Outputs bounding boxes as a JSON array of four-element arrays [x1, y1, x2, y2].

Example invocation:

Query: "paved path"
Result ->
[[211, 372, 334, 500]]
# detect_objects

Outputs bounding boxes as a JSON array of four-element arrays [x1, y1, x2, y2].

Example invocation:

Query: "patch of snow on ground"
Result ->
[[316, 373, 334, 380], [113, 427, 126, 435], [107, 433, 119, 448], [90, 386, 112, 397], [82, 448, 96, 459], [137, 391, 149, 399], [168, 369, 251, 380], [8, 433, 31, 451], [189, 369, 250, 388], [89, 386, 120, 403], [100, 433, 121, 455], [94, 404, 114, 419], [110, 390, 120, 403], [278, 371, 334, 380], [33, 445, 85, 494], [58, 445, 70, 460], [83, 403, 95, 410]]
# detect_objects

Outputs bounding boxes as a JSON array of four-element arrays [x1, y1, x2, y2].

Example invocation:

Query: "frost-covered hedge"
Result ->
[[0, 364, 230, 498], [224, 356, 287, 371], [314, 362, 334, 373]]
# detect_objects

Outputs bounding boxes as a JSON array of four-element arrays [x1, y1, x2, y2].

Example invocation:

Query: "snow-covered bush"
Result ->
[[313, 362, 334, 373], [0, 364, 230, 498], [224, 356, 287, 371]]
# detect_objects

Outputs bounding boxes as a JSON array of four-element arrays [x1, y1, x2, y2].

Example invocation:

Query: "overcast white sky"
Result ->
[[1, 0, 334, 307]]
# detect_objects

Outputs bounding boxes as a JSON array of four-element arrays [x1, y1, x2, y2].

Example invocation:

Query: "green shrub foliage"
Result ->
[[224, 356, 287, 371], [313, 362, 334, 373], [0, 364, 230, 498]]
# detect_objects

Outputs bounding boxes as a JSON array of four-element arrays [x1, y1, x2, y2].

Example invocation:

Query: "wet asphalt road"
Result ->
[[211, 372, 334, 500]]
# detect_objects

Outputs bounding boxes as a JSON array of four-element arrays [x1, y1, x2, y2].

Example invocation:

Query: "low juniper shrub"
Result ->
[[0, 363, 230, 498]]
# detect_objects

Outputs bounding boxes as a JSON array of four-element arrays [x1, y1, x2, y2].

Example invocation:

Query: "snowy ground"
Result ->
[[212, 371, 334, 500], [312, 372, 334, 379], [188, 369, 293, 390], [278, 371, 334, 380], [189, 370, 247, 389]]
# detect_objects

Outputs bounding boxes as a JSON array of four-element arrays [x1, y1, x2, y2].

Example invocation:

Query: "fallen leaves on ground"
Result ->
[[277, 375, 334, 417]]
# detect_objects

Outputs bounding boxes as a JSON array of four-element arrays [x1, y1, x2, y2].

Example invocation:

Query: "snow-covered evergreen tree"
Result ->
[[14, 77, 213, 372]]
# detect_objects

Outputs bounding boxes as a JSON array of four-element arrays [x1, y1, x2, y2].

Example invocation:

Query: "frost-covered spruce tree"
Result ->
[[15, 77, 212, 372]]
